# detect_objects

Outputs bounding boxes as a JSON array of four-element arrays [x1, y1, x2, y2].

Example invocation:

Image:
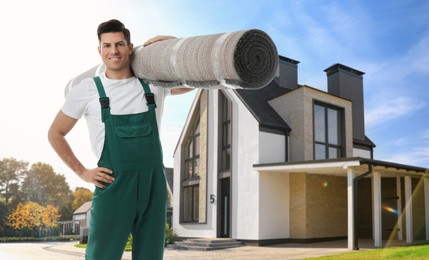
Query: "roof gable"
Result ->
[[73, 201, 92, 215]]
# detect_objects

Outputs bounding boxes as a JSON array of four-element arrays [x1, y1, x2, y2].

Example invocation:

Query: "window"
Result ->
[[219, 92, 232, 171], [313, 102, 343, 160], [183, 185, 199, 222], [184, 120, 200, 179], [182, 116, 200, 223]]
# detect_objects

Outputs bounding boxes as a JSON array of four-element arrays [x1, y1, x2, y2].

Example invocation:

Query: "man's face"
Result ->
[[98, 32, 133, 75]]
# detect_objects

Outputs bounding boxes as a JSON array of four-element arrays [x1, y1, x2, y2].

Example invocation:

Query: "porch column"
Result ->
[[424, 177, 429, 240], [347, 168, 354, 250], [396, 176, 403, 240], [404, 176, 413, 244], [373, 171, 382, 247]]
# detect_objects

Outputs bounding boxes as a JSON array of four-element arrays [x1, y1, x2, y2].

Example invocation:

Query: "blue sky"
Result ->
[[0, 0, 428, 190]]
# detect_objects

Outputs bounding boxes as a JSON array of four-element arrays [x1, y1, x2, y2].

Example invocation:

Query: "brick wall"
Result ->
[[289, 173, 347, 239]]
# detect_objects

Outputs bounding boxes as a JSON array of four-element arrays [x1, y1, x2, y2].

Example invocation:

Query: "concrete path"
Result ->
[[0, 240, 352, 260]]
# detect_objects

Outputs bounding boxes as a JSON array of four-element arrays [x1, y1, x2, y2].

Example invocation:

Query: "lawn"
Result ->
[[309, 244, 429, 259]]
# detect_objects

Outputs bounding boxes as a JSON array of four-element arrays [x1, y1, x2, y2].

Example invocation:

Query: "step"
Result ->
[[170, 238, 243, 251]]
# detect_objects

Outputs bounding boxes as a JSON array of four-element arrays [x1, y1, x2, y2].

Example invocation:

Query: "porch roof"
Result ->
[[254, 157, 428, 177]]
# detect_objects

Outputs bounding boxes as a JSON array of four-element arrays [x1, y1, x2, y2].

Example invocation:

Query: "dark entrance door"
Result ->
[[219, 177, 231, 238]]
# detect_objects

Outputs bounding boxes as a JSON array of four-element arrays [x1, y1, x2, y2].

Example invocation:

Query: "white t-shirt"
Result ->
[[61, 73, 170, 160]]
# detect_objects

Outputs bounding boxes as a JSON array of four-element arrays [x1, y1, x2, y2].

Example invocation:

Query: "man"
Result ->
[[48, 19, 192, 260]]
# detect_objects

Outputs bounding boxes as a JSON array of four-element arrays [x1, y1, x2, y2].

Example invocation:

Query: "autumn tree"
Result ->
[[72, 187, 93, 212], [7, 201, 60, 236]]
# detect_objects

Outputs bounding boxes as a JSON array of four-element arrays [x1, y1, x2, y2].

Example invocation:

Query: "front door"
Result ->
[[219, 177, 231, 237]]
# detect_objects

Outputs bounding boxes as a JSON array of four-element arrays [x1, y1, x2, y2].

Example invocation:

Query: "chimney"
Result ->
[[324, 63, 366, 141], [274, 55, 299, 89]]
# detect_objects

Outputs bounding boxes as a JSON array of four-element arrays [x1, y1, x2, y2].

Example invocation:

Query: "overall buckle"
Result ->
[[144, 93, 155, 105], [99, 97, 110, 109]]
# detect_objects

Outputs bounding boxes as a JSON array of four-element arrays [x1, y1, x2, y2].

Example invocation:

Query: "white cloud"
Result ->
[[377, 129, 429, 167], [381, 147, 429, 168], [365, 96, 426, 127]]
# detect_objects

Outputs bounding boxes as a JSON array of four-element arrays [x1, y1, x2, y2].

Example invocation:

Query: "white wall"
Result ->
[[259, 131, 286, 164], [224, 89, 261, 240], [173, 89, 276, 241], [259, 172, 290, 239], [173, 90, 217, 238]]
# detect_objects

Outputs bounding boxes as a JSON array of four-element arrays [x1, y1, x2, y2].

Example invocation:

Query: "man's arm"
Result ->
[[171, 87, 194, 95], [48, 111, 114, 188]]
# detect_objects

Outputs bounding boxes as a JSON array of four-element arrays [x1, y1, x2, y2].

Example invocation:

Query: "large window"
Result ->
[[184, 120, 200, 179], [313, 102, 343, 160], [219, 92, 232, 172], [182, 116, 200, 223], [183, 185, 199, 222]]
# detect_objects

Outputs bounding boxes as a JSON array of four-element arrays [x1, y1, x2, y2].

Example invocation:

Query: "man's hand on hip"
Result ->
[[80, 167, 114, 188]]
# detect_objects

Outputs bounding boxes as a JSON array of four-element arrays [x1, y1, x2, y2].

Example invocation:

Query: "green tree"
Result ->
[[0, 158, 28, 204], [21, 162, 72, 211]]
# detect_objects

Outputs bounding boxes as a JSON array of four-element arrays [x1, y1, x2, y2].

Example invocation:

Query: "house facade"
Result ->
[[172, 56, 428, 249], [73, 201, 92, 230]]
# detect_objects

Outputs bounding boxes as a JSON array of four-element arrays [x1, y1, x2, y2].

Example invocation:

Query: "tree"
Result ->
[[7, 201, 60, 236], [21, 162, 72, 209], [72, 187, 93, 212], [8, 202, 44, 230], [43, 205, 61, 228], [0, 158, 28, 204]]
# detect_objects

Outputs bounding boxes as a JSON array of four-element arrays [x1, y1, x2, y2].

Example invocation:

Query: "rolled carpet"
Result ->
[[66, 29, 278, 95]]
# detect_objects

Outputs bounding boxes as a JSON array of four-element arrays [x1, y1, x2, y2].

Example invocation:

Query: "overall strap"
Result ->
[[138, 79, 157, 111], [93, 76, 110, 122]]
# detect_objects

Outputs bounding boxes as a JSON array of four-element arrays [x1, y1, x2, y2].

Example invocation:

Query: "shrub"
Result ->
[[165, 223, 177, 244]]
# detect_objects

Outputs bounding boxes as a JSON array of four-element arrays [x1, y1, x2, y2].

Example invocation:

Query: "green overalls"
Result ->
[[86, 76, 167, 260]]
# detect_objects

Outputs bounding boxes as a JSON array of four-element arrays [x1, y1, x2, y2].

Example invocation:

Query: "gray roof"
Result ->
[[73, 201, 92, 215], [234, 81, 291, 132]]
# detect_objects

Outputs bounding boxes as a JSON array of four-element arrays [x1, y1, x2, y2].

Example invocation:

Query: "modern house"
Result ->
[[172, 55, 428, 250]]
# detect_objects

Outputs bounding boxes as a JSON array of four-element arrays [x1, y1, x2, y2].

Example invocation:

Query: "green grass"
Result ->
[[308, 244, 429, 259]]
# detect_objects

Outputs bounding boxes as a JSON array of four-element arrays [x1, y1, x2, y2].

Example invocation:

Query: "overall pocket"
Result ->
[[90, 185, 116, 227], [115, 124, 153, 163]]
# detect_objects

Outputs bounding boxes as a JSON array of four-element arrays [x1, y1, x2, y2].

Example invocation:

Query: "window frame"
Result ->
[[219, 91, 232, 174], [313, 101, 345, 160], [181, 112, 201, 223]]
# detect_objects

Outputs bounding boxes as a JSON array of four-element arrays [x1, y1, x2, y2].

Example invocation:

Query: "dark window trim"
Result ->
[[183, 119, 201, 180], [217, 90, 233, 238], [182, 184, 200, 223], [218, 91, 232, 173], [312, 100, 345, 160], [180, 107, 201, 224]]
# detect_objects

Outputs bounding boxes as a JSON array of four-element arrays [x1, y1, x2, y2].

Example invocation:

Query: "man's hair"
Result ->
[[97, 19, 131, 44]]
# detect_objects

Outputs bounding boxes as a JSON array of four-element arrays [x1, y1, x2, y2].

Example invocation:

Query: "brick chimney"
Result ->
[[324, 64, 366, 141], [274, 56, 299, 89]]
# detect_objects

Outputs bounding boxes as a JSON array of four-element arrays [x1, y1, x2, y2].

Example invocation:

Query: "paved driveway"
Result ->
[[0, 240, 351, 260], [0, 242, 84, 260]]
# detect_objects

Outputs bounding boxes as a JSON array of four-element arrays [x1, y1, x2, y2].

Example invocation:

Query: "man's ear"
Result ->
[[98, 46, 102, 55], [128, 43, 134, 55]]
